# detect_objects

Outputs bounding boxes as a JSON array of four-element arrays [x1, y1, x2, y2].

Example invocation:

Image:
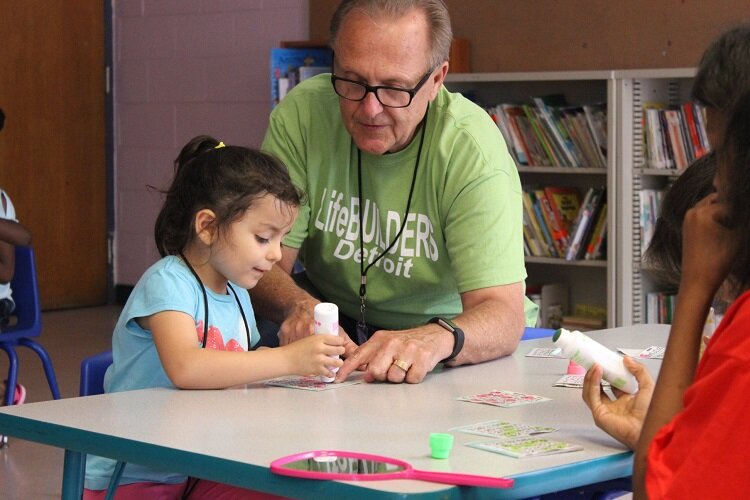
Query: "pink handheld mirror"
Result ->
[[270, 450, 514, 489]]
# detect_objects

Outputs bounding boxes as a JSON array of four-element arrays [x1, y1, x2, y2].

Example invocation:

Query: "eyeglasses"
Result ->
[[330, 70, 433, 108]]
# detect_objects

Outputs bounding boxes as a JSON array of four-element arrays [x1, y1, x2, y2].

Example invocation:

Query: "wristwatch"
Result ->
[[429, 317, 465, 362]]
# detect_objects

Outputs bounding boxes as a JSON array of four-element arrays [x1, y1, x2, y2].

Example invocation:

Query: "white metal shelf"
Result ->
[[444, 71, 616, 327]]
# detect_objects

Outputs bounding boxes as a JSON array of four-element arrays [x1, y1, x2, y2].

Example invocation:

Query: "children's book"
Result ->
[[544, 186, 582, 233], [583, 102, 608, 165], [535, 189, 566, 256], [566, 187, 604, 260]]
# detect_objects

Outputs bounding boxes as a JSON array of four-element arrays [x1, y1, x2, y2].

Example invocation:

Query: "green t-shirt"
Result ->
[[262, 74, 538, 329]]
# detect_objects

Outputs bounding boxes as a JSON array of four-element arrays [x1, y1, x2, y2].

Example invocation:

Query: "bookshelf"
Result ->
[[613, 68, 699, 325], [445, 71, 617, 328]]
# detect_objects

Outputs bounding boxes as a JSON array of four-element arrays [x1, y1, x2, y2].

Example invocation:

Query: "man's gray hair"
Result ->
[[329, 0, 453, 71]]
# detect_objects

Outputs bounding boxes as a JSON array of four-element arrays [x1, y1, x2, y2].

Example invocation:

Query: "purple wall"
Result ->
[[113, 0, 309, 285]]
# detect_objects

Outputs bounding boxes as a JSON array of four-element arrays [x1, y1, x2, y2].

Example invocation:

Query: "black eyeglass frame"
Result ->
[[330, 69, 434, 108]]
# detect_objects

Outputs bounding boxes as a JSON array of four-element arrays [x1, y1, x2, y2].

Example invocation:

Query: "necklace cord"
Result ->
[[357, 104, 430, 327], [178, 252, 252, 350]]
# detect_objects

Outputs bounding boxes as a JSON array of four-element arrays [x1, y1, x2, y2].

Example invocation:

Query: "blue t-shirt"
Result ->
[[85, 256, 260, 490]]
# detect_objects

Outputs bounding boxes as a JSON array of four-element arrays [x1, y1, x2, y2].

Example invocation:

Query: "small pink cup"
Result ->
[[567, 360, 586, 375]]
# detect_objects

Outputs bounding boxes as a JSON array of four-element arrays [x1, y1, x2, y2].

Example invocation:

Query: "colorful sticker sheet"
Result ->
[[457, 390, 551, 408], [553, 374, 611, 389], [468, 437, 583, 458], [264, 375, 362, 391], [617, 346, 665, 359], [525, 347, 564, 358], [451, 420, 557, 439]]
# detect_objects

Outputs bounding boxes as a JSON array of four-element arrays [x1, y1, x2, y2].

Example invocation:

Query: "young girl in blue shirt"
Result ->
[[84, 135, 344, 499]]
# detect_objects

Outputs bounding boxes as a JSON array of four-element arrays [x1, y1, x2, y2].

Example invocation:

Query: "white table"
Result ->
[[0, 324, 668, 499]]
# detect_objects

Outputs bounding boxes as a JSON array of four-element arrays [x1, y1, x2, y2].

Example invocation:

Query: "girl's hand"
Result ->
[[681, 193, 737, 296], [283, 333, 345, 378], [582, 357, 654, 450]]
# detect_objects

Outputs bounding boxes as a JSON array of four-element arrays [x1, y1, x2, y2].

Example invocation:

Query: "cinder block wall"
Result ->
[[114, 0, 309, 286]]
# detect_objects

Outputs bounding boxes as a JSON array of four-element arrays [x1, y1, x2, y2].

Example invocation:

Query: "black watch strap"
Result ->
[[429, 317, 464, 362]]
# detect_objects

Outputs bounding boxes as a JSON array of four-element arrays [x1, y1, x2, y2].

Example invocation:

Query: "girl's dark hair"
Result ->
[[718, 91, 750, 292], [644, 152, 716, 288], [154, 135, 303, 257], [692, 24, 750, 111]]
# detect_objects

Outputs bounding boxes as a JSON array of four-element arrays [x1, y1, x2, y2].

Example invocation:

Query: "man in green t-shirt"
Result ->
[[254, 0, 537, 384]]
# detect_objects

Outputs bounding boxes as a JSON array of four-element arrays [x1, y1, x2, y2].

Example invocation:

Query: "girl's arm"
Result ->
[[0, 219, 32, 246], [0, 220, 31, 283], [632, 193, 736, 499], [145, 310, 345, 389]]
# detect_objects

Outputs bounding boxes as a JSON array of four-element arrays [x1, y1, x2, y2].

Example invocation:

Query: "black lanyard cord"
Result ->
[[357, 104, 429, 328], [179, 252, 252, 350]]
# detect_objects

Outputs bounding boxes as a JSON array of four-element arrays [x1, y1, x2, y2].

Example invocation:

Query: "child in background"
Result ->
[[1, 107, 32, 407], [643, 152, 716, 290], [84, 135, 344, 499], [643, 153, 726, 344], [0, 195, 32, 408], [0, 108, 32, 330], [584, 90, 750, 499], [0, 192, 32, 329], [582, 25, 750, 498]]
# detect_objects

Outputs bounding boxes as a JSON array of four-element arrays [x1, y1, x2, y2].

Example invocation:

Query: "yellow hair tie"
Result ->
[[215, 141, 225, 149]]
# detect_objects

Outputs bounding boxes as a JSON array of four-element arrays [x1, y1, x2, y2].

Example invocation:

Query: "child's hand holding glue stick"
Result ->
[[314, 303, 340, 383], [553, 328, 639, 394]]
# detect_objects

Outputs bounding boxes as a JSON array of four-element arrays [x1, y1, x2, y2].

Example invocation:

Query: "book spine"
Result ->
[[585, 203, 608, 260], [498, 105, 531, 165], [681, 102, 705, 159], [583, 103, 608, 166], [523, 105, 560, 166], [522, 191, 550, 256], [664, 110, 688, 171], [530, 191, 559, 257], [536, 189, 567, 256], [565, 188, 597, 260], [533, 98, 578, 167]]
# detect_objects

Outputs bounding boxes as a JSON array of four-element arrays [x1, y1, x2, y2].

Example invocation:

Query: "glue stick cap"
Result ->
[[429, 433, 454, 459], [552, 328, 563, 342]]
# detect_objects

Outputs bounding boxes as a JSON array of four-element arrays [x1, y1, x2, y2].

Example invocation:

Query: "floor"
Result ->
[[0, 305, 122, 499]]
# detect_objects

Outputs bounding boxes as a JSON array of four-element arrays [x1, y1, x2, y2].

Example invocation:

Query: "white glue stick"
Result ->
[[314, 302, 339, 383], [553, 328, 639, 394]]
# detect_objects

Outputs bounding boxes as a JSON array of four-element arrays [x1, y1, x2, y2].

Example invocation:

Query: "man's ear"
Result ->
[[194, 209, 217, 246], [428, 61, 449, 101]]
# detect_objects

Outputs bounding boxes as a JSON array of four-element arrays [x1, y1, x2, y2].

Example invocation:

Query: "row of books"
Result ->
[[646, 291, 677, 324], [643, 102, 711, 170], [522, 186, 607, 261], [486, 95, 607, 168]]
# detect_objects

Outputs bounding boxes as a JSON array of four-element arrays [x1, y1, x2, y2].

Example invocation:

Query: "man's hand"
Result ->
[[276, 298, 317, 345], [335, 325, 453, 384], [276, 299, 357, 348]]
